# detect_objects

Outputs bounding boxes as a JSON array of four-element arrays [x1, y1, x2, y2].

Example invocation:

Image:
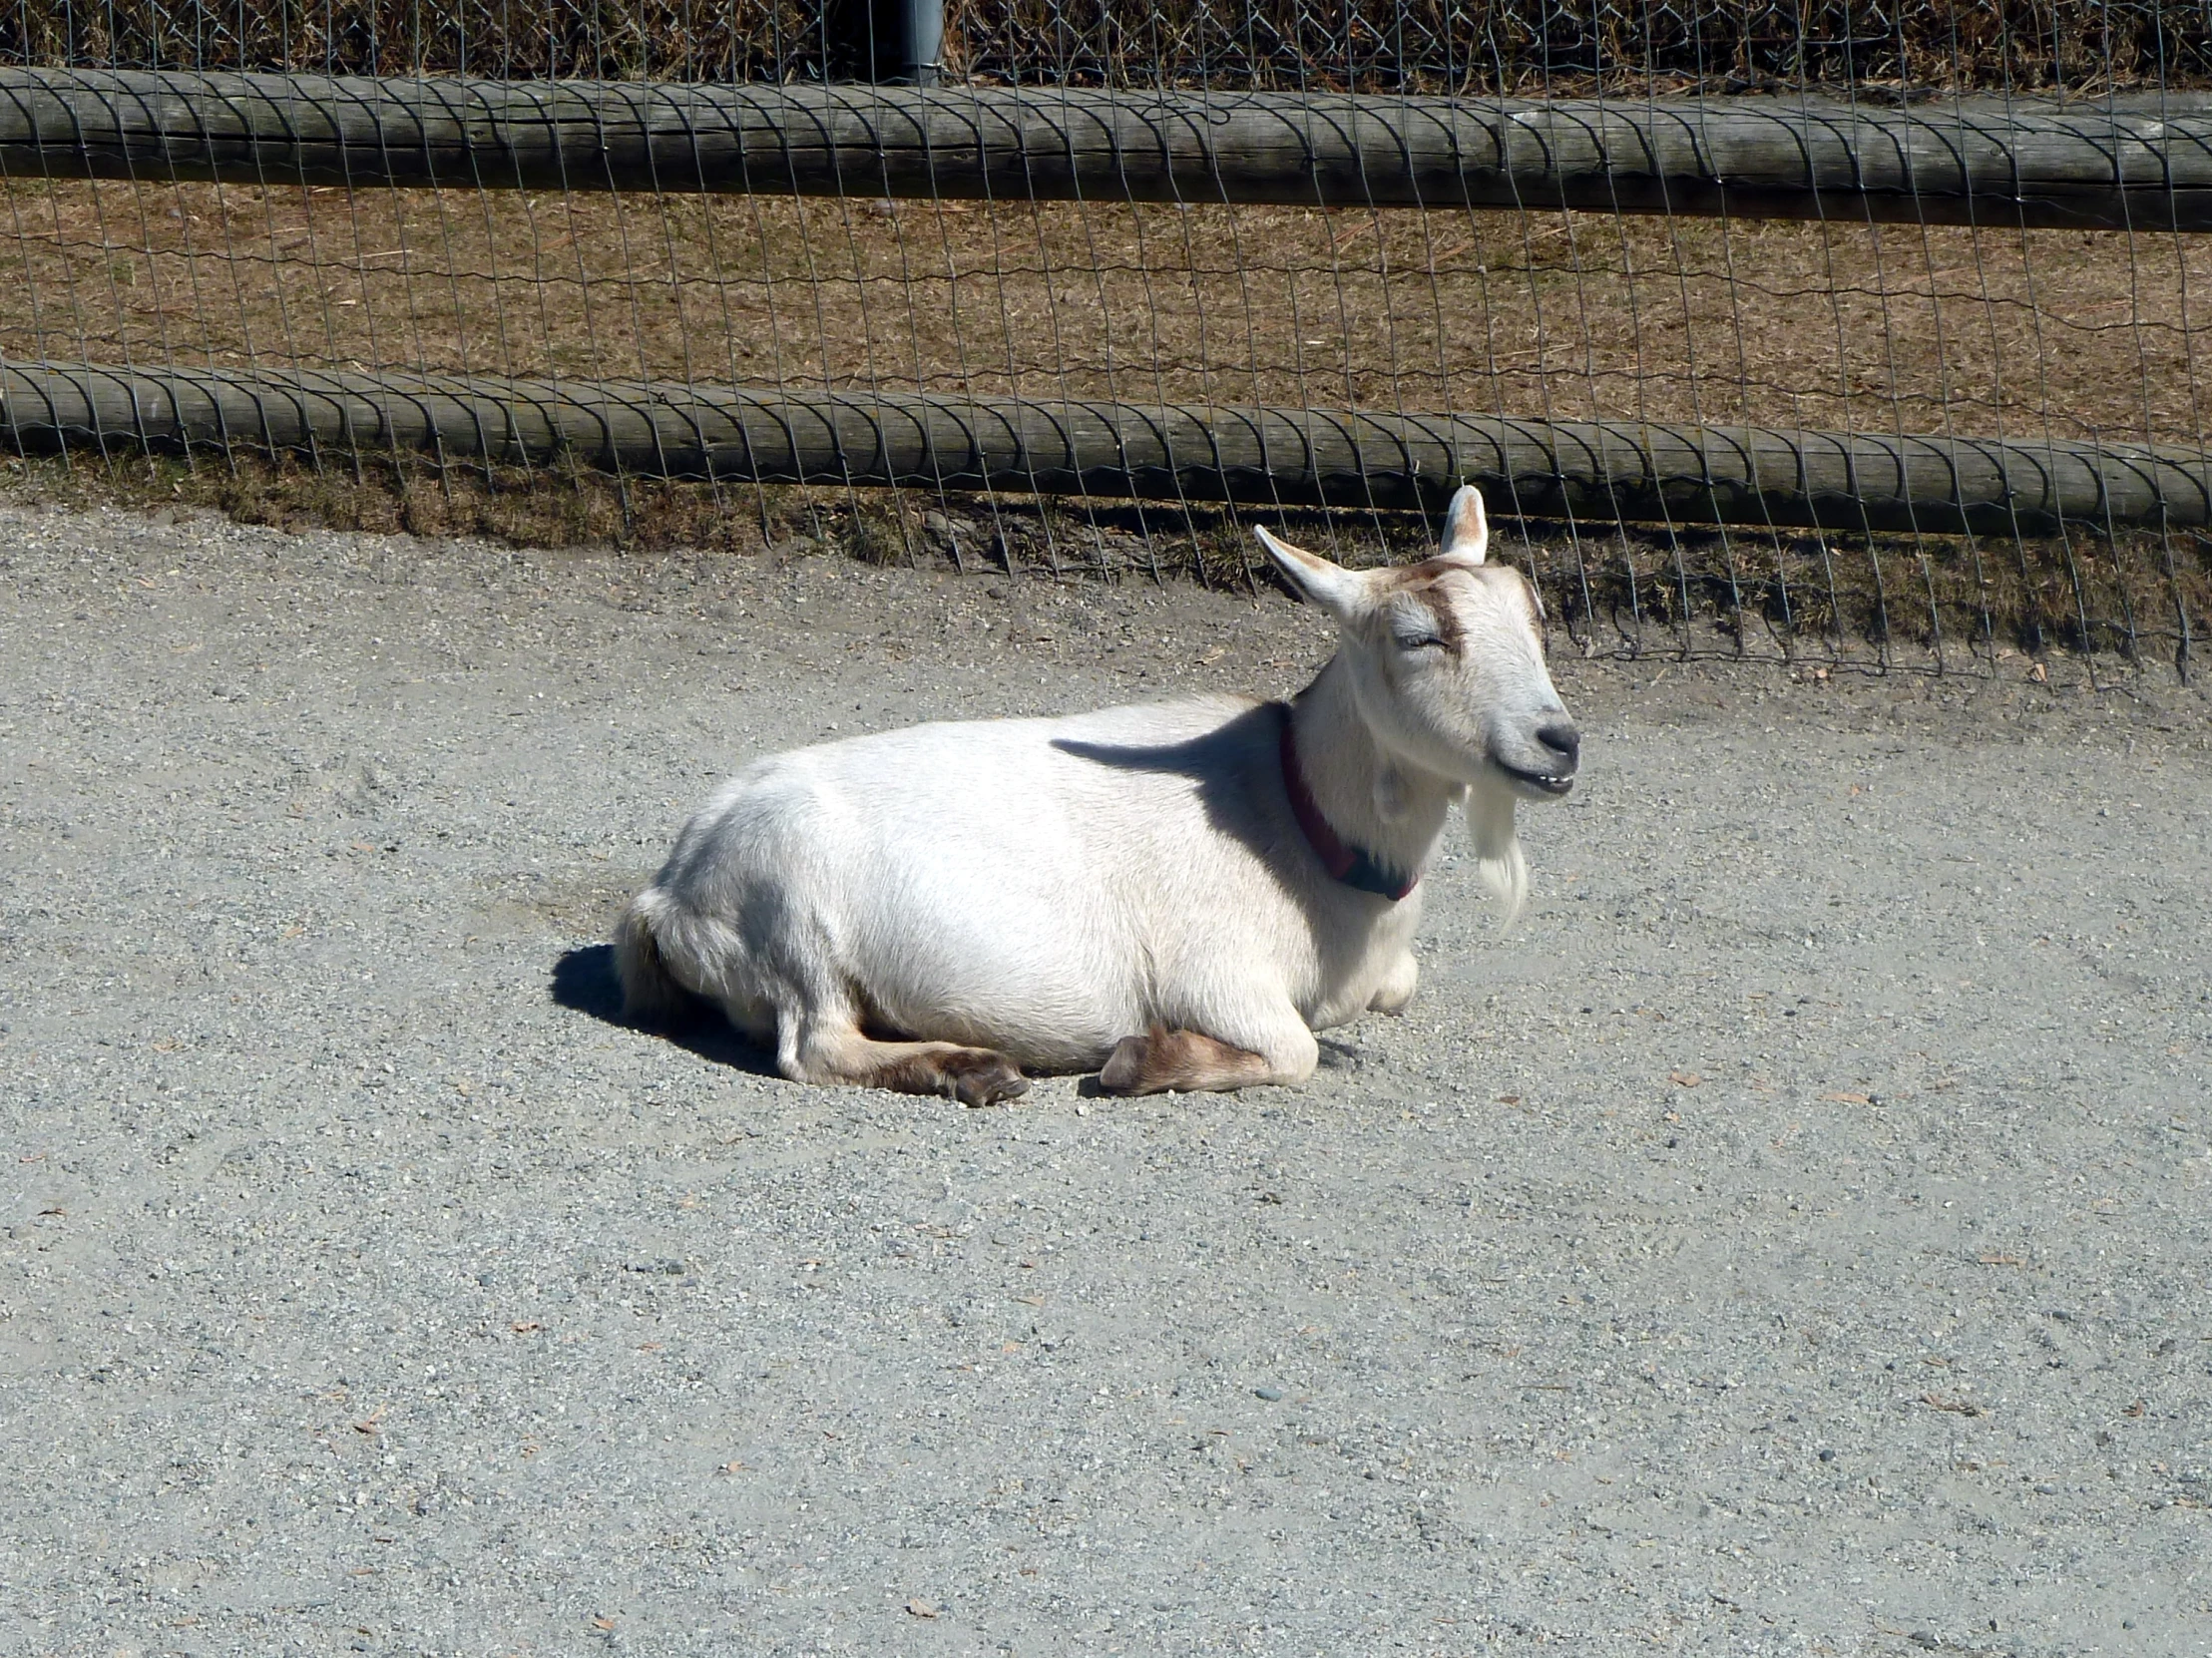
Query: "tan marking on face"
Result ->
[[1414, 586, 1466, 653], [1372, 562, 1472, 653], [1374, 560, 1548, 659], [1371, 556, 1467, 592]]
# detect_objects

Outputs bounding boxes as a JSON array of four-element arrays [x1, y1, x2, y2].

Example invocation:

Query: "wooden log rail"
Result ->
[[4, 361, 2206, 534], [0, 69, 2204, 227]]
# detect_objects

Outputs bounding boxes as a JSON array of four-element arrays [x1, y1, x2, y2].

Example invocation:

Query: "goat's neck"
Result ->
[[1289, 655, 1458, 881]]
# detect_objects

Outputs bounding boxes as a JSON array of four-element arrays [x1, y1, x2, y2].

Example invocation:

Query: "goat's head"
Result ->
[[1254, 486, 1578, 918]]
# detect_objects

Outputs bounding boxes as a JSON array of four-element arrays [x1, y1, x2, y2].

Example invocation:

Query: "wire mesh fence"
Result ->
[[0, 0, 2205, 674], [9, 0, 2211, 90]]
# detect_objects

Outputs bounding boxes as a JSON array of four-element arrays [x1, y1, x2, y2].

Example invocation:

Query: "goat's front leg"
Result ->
[[1097, 1008, 1317, 1096], [1367, 950, 1419, 1015]]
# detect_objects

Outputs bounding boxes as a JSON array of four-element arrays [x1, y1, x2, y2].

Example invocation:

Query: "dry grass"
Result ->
[[7, 443, 2202, 674], [5, 179, 2208, 451], [12, 0, 2211, 94], [1, 175, 2204, 669]]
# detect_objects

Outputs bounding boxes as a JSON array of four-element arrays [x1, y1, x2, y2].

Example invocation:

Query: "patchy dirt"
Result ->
[[2, 501, 2208, 1656]]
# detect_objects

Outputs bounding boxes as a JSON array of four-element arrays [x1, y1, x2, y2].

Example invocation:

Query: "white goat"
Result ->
[[616, 486, 1578, 1102]]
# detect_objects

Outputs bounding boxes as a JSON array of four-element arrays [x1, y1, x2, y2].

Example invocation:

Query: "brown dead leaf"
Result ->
[[591, 1616, 617, 1631], [1977, 1253, 2026, 1267], [718, 1459, 749, 1473], [1012, 1294, 1045, 1307], [1669, 1071, 1701, 1087], [1822, 1090, 1873, 1104], [2027, 660, 2049, 683], [1922, 1393, 1986, 1417], [353, 1406, 386, 1435], [511, 1320, 544, 1334], [906, 1599, 940, 1619], [2123, 1400, 2146, 1419], [1496, 1094, 1522, 1104]]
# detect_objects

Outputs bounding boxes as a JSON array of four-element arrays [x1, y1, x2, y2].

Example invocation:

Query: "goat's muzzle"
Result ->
[[1492, 717, 1580, 796]]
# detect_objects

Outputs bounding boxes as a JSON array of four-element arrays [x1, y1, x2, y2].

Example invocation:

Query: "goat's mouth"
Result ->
[[1491, 754, 1576, 797]]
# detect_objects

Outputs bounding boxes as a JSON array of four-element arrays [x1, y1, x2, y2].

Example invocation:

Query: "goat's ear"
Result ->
[[1255, 525, 1368, 620], [1437, 484, 1489, 567]]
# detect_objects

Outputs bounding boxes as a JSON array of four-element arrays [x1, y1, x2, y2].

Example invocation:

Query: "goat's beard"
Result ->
[[1465, 778, 1529, 926]]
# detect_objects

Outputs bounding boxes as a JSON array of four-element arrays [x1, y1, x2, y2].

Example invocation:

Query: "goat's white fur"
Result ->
[[617, 486, 1577, 1098]]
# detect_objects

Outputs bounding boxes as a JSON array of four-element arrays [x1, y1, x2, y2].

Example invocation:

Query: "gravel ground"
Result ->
[[3, 502, 2209, 1658]]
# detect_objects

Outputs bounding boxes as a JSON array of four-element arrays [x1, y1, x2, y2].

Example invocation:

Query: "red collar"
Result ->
[[1276, 702, 1417, 902]]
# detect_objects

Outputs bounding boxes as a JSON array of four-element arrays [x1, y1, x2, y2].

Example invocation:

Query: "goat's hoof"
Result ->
[[1097, 1034, 1149, 1095], [944, 1048, 1029, 1107]]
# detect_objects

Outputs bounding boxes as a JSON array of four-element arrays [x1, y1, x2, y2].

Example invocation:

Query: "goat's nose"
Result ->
[[1536, 719, 1580, 771]]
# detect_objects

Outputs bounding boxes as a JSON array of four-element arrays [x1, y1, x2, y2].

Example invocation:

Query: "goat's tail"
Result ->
[[614, 887, 691, 1028]]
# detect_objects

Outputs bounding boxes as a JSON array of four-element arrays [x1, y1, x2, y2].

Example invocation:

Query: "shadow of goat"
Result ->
[[551, 943, 781, 1079]]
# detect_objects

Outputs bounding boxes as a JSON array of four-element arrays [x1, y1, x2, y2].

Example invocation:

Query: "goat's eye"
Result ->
[[1395, 633, 1445, 651]]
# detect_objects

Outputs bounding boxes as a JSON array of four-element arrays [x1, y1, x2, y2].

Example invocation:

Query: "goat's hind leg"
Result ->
[[780, 1009, 1030, 1107], [730, 881, 1029, 1105]]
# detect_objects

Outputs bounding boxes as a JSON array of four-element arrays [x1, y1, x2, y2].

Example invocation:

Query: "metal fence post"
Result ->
[[900, 0, 943, 86], [826, 0, 941, 84]]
